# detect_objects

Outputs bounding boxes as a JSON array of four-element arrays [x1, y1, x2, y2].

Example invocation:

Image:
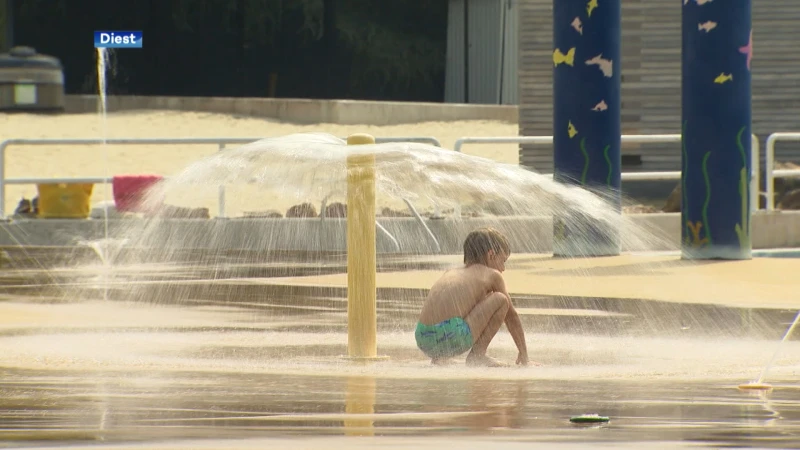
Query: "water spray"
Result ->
[[96, 47, 112, 302], [738, 309, 800, 391]]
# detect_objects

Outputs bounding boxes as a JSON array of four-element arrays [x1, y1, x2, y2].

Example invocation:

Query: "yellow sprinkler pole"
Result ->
[[345, 133, 382, 360]]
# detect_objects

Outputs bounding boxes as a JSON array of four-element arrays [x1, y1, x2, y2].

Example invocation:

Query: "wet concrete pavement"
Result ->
[[1, 254, 799, 448]]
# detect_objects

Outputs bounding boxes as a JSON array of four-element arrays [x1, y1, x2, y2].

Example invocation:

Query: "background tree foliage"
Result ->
[[0, 0, 9, 51], [10, 0, 449, 101]]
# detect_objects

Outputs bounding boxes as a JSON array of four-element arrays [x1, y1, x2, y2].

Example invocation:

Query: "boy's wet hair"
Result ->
[[463, 227, 511, 265]]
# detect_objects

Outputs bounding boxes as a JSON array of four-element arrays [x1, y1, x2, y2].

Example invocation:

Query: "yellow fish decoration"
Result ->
[[714, 73, 733, 84], [553, 48, 576, 67], [587, 0, 599, 17], [568, 121, 578, 138]]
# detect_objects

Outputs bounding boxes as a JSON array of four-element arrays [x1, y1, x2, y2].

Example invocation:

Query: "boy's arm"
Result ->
[[491, 271, 529, 361]]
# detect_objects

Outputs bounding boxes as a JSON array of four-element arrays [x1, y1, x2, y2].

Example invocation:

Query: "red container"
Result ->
[[112, 175, 163, 212]]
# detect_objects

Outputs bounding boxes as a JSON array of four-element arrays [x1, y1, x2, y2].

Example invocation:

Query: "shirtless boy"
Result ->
[[414, 227, 529, 367]]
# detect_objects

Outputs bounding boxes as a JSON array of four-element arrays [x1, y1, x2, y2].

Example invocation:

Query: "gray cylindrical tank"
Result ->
[[0, 46, 65, 112]]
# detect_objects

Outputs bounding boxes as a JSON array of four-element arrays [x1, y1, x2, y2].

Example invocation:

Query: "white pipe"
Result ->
[[218, 143, 226, 218], [751, 136, 759, 214]]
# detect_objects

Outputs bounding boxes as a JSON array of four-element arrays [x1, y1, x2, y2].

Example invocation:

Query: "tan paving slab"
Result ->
[[263, 254, 800, 310]]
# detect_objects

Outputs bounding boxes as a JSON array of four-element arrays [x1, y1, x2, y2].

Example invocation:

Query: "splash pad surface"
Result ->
[[264, 253, 800, 310], [1, 256, 799, 449]]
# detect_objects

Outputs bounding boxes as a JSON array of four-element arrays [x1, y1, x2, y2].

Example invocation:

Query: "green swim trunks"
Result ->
[[415, 317, 473, 358]]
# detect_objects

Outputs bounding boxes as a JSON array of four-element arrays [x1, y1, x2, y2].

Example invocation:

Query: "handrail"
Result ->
[[765, 133, 800, 210], [319, 194, 403, 253], [402, 198, 442, 254], [451, 134, 760, 214], [0, 136, 441, 219], [375, 221, 402, 253]]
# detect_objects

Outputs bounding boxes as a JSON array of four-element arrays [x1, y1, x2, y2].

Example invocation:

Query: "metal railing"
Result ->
[[0, 137, 257, 218], [0, 135, 445, 254], [0, 136, 442, 218], [765, 133, 800, 211], [453, 134, 761, 213]]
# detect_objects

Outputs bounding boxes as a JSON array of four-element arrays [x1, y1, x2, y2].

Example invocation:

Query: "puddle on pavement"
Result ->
[[1, 264, 799, 448]]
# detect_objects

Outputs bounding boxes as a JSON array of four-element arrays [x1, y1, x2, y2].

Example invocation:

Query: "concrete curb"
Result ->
[[64, 95, 519, 125], [2, 211, 799, 253]]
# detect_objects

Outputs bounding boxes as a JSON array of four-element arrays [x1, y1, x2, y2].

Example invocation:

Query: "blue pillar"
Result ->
[[552, 0, 622, 257], [681, 1, 752, 260]]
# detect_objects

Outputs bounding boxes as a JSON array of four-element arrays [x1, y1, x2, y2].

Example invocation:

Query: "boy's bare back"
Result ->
[[418, 264, 500, 325]]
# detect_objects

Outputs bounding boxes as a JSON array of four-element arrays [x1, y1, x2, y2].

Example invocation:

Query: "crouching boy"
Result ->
[[415, 227, 529, 367]]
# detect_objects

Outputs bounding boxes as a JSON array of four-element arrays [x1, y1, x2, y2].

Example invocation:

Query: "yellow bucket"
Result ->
[[36, 183, 94, 219]]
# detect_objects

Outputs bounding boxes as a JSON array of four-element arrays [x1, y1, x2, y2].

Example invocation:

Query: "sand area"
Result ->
[[0, 110, 519, 217]]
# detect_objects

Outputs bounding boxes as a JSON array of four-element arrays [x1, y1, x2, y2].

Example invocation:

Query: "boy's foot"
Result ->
[[465, 354, 508, 367]]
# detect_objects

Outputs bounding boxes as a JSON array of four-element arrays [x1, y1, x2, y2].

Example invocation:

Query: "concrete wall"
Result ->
[[64, 95, 519, 126], [3, 211, 799, 254]]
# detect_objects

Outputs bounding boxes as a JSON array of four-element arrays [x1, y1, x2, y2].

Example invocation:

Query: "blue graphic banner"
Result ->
[[552, 0, 622, 257], [681, 1, 752, 260]]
